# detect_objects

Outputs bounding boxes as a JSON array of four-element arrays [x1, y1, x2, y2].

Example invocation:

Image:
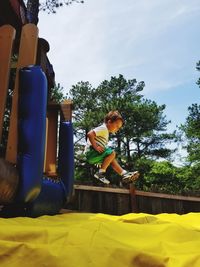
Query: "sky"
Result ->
[[38, 0, 200, 133]]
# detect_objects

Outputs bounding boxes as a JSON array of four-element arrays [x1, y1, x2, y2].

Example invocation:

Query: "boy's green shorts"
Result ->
[[86, 147, 113, 165]]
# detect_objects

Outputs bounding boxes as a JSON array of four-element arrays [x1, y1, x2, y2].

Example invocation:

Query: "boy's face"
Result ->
[[107, 119, 123, 133]]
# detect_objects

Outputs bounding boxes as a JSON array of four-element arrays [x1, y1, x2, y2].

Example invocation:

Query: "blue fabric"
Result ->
[[17, 65, 47, 202], [58, 121, 74, 196], [27, 177, 66, 217]]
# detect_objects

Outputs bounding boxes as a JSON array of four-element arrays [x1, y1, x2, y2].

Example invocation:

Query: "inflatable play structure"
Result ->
[[0, 2, 200, 267], [0, 3, 74, 217]]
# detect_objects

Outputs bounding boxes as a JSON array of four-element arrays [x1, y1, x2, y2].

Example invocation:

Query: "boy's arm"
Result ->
[[87, 130, 104, 153]]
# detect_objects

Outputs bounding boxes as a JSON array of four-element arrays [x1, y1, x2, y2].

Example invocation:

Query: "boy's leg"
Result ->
[[101, 151, 116, 171], [111, 159, 140, 183], [110, 159, 124, 175], [86, 148, 114, 184], [94, 151, 116, 184]]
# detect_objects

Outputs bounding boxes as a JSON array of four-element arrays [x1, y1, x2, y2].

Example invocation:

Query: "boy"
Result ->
[[85, 111, 139, 184]]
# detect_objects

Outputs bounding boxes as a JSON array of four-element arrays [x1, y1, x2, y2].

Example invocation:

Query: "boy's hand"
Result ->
[[87, 131, 105, 153], [94, 144, 104, 153]]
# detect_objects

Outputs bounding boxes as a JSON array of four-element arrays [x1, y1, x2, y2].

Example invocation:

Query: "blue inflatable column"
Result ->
[[27, 177, 66, 217], [17, 65, 47, 202], [58, 121, 74, 196]]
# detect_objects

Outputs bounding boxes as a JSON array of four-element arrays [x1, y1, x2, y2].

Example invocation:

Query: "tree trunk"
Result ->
[[126, 138, 131, 162]]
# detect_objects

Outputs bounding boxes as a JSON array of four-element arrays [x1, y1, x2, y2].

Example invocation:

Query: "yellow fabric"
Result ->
[[0, 212, 200, 267]]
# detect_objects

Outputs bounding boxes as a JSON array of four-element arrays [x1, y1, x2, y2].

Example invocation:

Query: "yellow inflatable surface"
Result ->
[[0, 212, 200, 267]]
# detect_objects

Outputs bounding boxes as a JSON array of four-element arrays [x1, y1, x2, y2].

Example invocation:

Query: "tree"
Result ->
[[68, 81, 101, 181], [49, 83, 65, 103], [179, 61, 200, 164], [95, 74, 144, 161], [24, 0, 83, 17], [125, 100, 176, 161], [180, 103, 200, 164], [95, 75, 175, 164], [39, 0, 84, 13], [143, 161, 182, 194], [69, 81, 99, 146], [69, 75, 176, 182], [196, 61, 200, 88]]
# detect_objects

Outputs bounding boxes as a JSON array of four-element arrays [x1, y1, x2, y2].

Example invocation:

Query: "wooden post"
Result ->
[[60, 99, 73, 121], [44, 100, 73, 176], [129, 183, 138, 213], [0, 25, 16, 143], [44, 103, 59, 176], [6, 24, 38, 164]]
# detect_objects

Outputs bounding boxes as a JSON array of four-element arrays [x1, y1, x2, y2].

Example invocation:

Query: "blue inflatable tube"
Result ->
[[27, 177, 66, 217], [17, 65, 47, 202], [58, 121, 74, 196]]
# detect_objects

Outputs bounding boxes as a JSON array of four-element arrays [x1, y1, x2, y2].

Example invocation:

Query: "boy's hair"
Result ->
[[104, 111, 124, 124]]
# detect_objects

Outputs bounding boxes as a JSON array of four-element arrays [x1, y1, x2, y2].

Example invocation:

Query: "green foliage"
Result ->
[[69, 72, 200, 196], [143, 161, 181, 193], [180, 62, 200, 163], [69, 75, 181, 189], [137, 161, 200, 196], [180, 104, 200, 164], [196, 61, 200, 87], [70, 81, 101, 145], [178, 164, 200, 195], [122, 100, 176, 160], [38, 0, 84, 13], [49, 83, 65, 103], [70, 74, 175, 166]]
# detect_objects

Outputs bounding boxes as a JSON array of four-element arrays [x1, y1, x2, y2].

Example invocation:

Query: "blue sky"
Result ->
[[38, 0, 200, 133]]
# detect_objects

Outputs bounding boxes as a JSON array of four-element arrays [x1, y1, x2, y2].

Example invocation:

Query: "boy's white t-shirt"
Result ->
[[85, 123, 109, 152]]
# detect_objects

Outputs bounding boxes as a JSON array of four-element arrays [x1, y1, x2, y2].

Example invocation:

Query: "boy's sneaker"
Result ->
[[122, 171, 140, 184], [94, 172, 110, 184]]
